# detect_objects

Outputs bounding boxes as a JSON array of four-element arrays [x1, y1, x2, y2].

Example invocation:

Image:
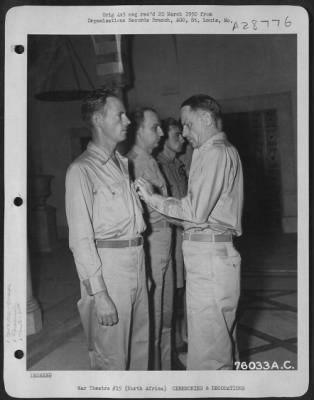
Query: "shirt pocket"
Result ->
[[93, 182, 128, 229]]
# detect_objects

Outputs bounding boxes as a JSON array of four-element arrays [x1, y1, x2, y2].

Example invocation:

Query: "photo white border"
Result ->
[[4, 4, 309, 398]]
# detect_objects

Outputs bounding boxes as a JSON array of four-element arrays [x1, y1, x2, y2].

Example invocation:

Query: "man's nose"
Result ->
[[158, 127, 164, 137], [179, 134, 185, 143], [182, 126, 188, 137], [124, 114, 131, 125]]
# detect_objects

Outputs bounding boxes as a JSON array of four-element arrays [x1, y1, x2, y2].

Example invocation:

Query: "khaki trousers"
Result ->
[[146, 227, 174, 370], [77, 245, 149, 370], [182, 240, 241, 370]]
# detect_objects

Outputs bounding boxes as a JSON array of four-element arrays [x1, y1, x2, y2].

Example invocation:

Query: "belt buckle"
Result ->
[[213, 234, 223, 242], [128, 239, 132, 247]]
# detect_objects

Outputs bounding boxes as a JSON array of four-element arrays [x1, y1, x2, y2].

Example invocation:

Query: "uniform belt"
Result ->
[[183, 233, 232, 242], [95, 237, 143, 248], [151, 220, 170, 229]]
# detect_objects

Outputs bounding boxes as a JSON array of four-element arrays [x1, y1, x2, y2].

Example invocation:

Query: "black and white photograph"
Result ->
[[3, 4, 310, 398]]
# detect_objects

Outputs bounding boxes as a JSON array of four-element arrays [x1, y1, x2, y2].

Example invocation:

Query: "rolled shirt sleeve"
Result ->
[[65, 163, 105, 295]]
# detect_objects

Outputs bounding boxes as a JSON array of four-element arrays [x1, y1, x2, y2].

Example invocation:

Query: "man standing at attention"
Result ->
[[135, 94, 243, 370], [157, 118, 188, 353], [128, 108, 173, 370], [65, 89, 149, 370]]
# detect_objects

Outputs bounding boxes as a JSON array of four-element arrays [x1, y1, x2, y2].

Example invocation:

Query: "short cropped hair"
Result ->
[[81, 88, 120, 125], [129, 107, 157, 135], [181, 94, 222, 127], [161, 117, 181, 140]]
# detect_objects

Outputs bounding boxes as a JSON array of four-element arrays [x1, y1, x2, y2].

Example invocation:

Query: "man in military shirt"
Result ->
[[127, 108, 174, 370], [65, 89, 149, 370], [136, 94, 243, 370], [157, 118, 188, 351]]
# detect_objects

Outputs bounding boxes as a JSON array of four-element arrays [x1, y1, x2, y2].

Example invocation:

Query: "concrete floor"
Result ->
[[27, 233, 298, 371]]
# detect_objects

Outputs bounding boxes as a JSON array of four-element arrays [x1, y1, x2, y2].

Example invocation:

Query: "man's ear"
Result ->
[[91, 111, 100, 128], [200, 110, 213, 127], [137, 124, 144, 141]]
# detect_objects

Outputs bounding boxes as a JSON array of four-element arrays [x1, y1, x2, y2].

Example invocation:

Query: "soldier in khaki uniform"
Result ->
[[127, 108, 174, 370], [157, 118, 188, 351], [136, 94, 243, 370], [65, 89, 149, 370]]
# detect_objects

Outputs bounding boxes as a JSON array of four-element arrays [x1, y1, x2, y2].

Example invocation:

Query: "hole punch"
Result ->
[[14, 350, 24, 359], [14, 197, 23, 206], [14, 45, 24, 54]]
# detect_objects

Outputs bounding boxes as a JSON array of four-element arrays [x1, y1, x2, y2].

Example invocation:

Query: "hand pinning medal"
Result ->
[[135, 177, 154, 201]]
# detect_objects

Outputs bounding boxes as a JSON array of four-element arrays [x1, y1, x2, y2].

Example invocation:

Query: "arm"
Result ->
[[65, 164, 118, 326], [164, 216, 185, 228], [136, 147, 226, 225]]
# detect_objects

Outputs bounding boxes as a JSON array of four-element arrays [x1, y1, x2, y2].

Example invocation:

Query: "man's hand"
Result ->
[[134, 177, 154, 201], [94, 291, 118, 326]]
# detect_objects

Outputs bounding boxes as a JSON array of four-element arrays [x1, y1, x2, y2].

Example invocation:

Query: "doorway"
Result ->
[[223, 109, 282, 234]]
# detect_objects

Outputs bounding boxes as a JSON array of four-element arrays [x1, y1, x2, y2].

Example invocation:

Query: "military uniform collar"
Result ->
[[87, 141, 124, 166], [132, 144, 153, 160], [157, 151, 176, 163], [198, 131, 226, 152]]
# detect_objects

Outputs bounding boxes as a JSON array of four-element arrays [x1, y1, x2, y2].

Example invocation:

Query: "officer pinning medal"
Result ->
[[135, 94, 243, 370]]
